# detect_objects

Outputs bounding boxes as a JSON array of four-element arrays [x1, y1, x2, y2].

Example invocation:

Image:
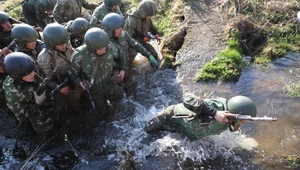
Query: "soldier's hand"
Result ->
[[0, 47, 12, 57], [155, 34, 162, 44], [79, 80, 90, 90], [33, 90, 47, 105], [59, 86, 70, 95], [214, 111, 235, 123]]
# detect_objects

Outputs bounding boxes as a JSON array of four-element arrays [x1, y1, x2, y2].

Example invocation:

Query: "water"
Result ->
[[0, 49, 300, 169]]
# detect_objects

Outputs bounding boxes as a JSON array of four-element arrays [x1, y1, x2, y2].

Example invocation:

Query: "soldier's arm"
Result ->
[[37, 50, 53, 77], [125, 31, 152, 58], [149, 20, 159, 35], [53, 2, 67, 23], [68, 52, 83, 84], [89, 7, 103, 27], [4, 85, 32, 121], [124, 16, 137, 37]]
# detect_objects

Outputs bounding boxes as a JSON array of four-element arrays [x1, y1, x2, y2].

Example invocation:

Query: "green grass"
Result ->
[[196, 32, 245, 82]]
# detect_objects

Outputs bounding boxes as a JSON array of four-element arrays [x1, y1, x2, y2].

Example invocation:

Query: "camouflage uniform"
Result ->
[[123, 7, 159, 59], [0, 72, 10, 113], [90, 3, 123, 28], [146, 97, 229, 140], [22, 0, 54, 28], [2, 74, 57, 135], [112, 31, 152, 67], [68, 43, 127, 113], [53, 0, 98, 24]]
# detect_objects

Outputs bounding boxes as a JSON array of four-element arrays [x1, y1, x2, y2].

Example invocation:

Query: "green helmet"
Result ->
[[43, 23, 69, 49], [4, 52, 35, 81], [0, 11, 10, 23], [70, 18, 90, 36], [11, 24, 38, 48], [104, 0, 121, 8], [84, 28, 110, 52], [138, 0, 157, 19], [227, 96, 257, 117], [102, 13, 124, 38]]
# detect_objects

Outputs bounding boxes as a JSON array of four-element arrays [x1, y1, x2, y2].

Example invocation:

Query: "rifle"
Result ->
[[0, 38, 17, 63], [36, 65, 59, 95], [79, 72, 96, 109], [50, 77, 69, 100], [172, 113, 278, 122], [227, 114, 278, 121], [144, 32, 162, 41]]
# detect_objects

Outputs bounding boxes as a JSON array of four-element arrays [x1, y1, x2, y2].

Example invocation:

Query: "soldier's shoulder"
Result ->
[[37, 49, 51, 61], [3, 76, 16, 91]]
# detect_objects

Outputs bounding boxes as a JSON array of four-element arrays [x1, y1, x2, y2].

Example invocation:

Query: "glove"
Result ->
[[143, 36, 150, 43], [155, 34, 162, 44], [33, 90, 47, 105], [149, 55, 159, 67]]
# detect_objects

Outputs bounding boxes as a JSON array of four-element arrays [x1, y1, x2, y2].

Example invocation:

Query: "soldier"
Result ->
[[11, 24, 45, 62], [146, 96, 256, 140], [123, 0, 162, 60], [68, 28, 127, 117], [102, 13, 158, 68], [37, 23, 81, 114], [90, 0, 123, 28], [2, 52, 57, 138], [22, 0, 57, 28], [0, 11, 20, 54], [53, 0, 99, 24], [65, 18, 90, 48], [0, 60, 10, 114]]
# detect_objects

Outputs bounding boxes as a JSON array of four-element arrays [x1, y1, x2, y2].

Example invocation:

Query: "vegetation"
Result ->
[[195, 32, 245, 81]]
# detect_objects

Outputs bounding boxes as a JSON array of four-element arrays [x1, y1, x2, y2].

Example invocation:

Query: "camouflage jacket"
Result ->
[[68, 43, 126, 91], [53, 0, 98, 23], [123, 8, 158, 43], [22, 0, 51, 28], [90, 3, 123, 27], [170, 97, 229, 140], [37, 44, 74, 87], [111, 31, 152, 65], [0, 72, 7, 100], [2, 75, 45, 121]]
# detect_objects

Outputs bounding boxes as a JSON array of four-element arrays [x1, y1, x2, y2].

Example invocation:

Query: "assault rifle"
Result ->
[[79, 72, 95, 109], [36, 65, 59, 95], [144, 32, 162, 41], [50, 77, 69, 100], [172, 113, 278, 122], [0, 38, 17, 63]]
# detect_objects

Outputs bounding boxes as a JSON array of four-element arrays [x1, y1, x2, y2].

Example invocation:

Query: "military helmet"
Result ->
[[102, 13, 124, 38], [11, 24, 38, 48], [0, 11, 10, 23], [227, 96, 257, 117], [70, 18, 90, 36], [43, 23, 69, 49], [138, 0, 157, 19], [104, 0, 121, 8], [4, 52, 35, 81], [84, 28, 110, 52]]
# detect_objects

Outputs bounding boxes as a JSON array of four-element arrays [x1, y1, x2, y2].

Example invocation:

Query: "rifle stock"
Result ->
[[144, 32, 162, 40], [79, 72, 96, 109]]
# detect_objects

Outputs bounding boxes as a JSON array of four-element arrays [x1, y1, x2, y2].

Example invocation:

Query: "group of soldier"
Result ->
[[0, 0, 260, 142], [0, 0, 161, 139]]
